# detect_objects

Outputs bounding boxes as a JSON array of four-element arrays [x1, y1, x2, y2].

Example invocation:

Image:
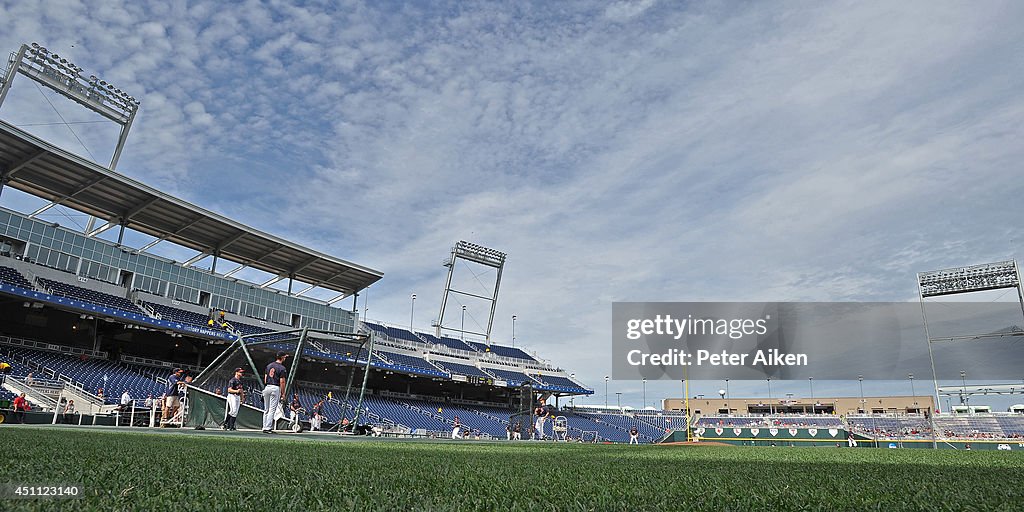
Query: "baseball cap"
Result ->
[[276, 351, 290, 359], [233, 367, 245, 373], [173, 368, 183, 374]]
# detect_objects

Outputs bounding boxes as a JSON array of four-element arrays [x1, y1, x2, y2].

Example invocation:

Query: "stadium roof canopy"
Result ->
[[0, 120, 382, 296]]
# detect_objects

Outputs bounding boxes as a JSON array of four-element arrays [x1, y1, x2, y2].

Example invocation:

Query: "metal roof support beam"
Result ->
[[326, 293, 348, 305], [216, 231, 247, 251], [291, 256, 321, 274], [294, 283, 317, 297], [254, 245, 287, 264], [88, 220, 116, 237], [123, 196, 161, 221], [28, 175, 107, 218], [1, 149, 46, 179], [137, 237, 164, 252], [182, 252, 210, 267], [259, 275, 285, 289], [222, 263, 247, 278]]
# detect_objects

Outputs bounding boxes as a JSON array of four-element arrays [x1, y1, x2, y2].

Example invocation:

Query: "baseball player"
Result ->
[[223, 367, 245, 431], [262, 352, 289, 434]]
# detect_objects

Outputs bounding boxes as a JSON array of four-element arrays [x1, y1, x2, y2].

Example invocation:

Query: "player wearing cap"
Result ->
[[452, 416, 462, 439], [162, 368, 185, 425], [262, 352, 289, 433], [629, 425, 639, 444], [310, 398, 325, 431], [223, 367, 245, 431]]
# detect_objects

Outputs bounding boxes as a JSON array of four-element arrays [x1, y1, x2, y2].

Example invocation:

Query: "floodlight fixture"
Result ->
[[917, 260, 1019, 297], [0, 42, 141, 169]]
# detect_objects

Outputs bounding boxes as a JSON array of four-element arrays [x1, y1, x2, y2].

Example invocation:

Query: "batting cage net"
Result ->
[[185, 329, 372, 431]]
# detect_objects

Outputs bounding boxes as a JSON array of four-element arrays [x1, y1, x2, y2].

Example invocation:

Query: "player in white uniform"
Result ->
[[223, 367, 244, 431], [452, 416, 462, 439]]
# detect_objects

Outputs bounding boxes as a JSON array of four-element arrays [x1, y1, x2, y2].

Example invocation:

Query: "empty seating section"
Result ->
[[431, 360, 492, 379], [579, 412, 658, 442], [364, 322, 424, 344], [466, 341, 536, 361], [996, 417, 1024, 437], [145, 302, 211, 327], [37, 277, 143, 314], [4, 346, 164, 402], [405, 399, 505, 436], [377, 351, 445, 376], [418, 332, 476, 352], [932, 416, 1014, 439], [848, 415, 932, 438], [534, 374, 581, 390], [482, 367, 536, 387], [0, 265, 32, 289]]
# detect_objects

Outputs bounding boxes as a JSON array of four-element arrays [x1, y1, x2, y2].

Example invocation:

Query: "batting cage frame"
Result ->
[[184, 327, 375, 432]]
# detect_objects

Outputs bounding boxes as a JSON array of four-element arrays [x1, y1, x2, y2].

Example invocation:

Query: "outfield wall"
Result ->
[[663, 427, 1024, 451]]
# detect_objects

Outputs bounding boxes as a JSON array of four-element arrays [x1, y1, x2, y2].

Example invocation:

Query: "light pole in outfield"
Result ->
[[410, 294, 416, 329], [512, 315, 517, 348]]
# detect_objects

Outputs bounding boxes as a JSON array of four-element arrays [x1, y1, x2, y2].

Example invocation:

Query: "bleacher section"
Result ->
[[533, 374, 582, 392], [418, 331, 476, 352], [431, 360, 493, 379], [376, 351, 446, 377], [3, 346, 164, 402], [483, 367, 537, 387], [0, 265, 32, 289], [467, 341, 536, 361], [364, 322, 425, 345], [695, 415, 844, 428], [37, 277, 144, 315], [144, 302, 210, 328]]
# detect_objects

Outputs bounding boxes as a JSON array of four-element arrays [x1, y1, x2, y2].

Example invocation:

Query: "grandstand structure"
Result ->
[[0, 116, 617, 437], [0, 44, 663, 441]]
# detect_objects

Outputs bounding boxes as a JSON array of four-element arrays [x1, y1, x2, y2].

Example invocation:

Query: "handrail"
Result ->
[[0, 334, 107, 358]]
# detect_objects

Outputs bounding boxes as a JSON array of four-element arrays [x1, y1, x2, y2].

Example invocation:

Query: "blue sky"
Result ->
[[1, 0, 1023, 410]]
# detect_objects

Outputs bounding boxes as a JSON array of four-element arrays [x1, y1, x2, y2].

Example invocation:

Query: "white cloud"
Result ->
[[2, 0, 1023, 408]]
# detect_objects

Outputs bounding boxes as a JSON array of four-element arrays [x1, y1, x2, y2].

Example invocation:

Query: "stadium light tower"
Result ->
[[908, 373, 916, 406], [0, 43, 140, 169], [435, 241, 506, 342], [808, 377, 814, 400], [642, 378, 647, 409], [917, 260, 1024, 413], [604, 376, 609, 408], [615, 392, 622, 412]]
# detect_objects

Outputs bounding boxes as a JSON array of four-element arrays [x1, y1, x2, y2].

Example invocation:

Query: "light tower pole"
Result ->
[[512, 315, 517, 348], [410, 294, 416, 329]]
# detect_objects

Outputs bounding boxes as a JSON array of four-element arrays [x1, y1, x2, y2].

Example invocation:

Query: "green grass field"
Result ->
[[1, 426, 1021, 511]]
